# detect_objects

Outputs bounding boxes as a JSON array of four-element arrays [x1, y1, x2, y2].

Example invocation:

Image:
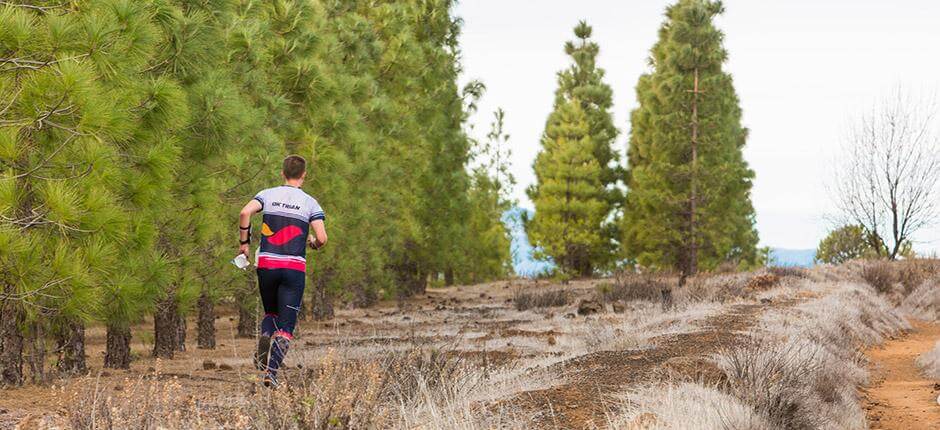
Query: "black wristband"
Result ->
[[239, 238, 250, 245], [239, 224, 251, 230]]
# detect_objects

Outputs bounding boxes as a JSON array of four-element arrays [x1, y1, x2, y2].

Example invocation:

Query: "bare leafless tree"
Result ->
[[833, 89, 940, 259]]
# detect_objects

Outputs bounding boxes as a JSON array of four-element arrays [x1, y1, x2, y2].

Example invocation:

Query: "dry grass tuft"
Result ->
[[744, 273, 780, 291], [767, 266, 809, 279], [901, 279, 940, 321], [597, 272, 671, 304], [512, 288, 570, 311], [916, 341, 940, 379], [672, 270, 781, 305], [714, 337, 865, 430], [66, 347, 498, 429], [896, 259, 940, 295], [66, 370, 203, 430], [611, 382, 771, 430], [860, 261, 896, 294]]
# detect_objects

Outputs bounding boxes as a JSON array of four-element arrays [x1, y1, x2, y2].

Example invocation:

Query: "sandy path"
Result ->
[[865, 320, 940, 430]]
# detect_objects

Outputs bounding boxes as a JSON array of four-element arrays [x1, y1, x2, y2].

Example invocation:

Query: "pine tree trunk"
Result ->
[[176, 312, 186, 352], [579, 261, 592, 278], [56, 321, 87, 376], [444, 268, 454, 286], [197, 293, 215, 349], [237, 304, 256, 338], [27, 322, 45, 384], [0, 291, 25, 386], [153, 298, 177, 359], [413, 269, 427, 295], [311, 269, 335, 320], [236, 278, 257, 338], [687, 68, 701, 279], [297, 295, 307, 322], [356, 283, 379, 307], [105, 324, 132, 369]]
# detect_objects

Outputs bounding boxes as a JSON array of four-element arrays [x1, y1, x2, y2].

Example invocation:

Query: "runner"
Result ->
[[237, 155, 327, 388]]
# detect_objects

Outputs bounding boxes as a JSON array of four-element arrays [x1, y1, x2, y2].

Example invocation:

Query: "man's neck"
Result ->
[[284, 179, 303, 188]]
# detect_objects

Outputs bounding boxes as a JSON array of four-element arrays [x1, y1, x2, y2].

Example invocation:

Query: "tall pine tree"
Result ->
[[559, 21, 622, 270], [0, 0, 165, 381], [528, 21, 619, 277], [459, 108, 514, 283], [623, 0, 759, 278], [527, 100, 606, 277]]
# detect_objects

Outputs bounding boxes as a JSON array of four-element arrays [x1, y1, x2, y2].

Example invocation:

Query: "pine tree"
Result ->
[[554, 21, 622, 270], [459, 108, 514, 283], [623, 0, 759, 278], [93, 2, 185, 368], [527, 100, 606, 277], [0, 0, 508, 383], [0, 0, 160, 381], [815, 225, 878, 265]]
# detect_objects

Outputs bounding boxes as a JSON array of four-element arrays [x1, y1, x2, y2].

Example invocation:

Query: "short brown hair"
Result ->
[[282, 155, 307, 180]]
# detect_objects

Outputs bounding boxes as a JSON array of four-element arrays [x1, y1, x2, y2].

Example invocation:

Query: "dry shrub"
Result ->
[[66, 347, 482, 430], [712, 261, 740, 274], [767, 266, 808, 279], [764, 285, 910, 359], [902, 279, 940, 321], [512, 288, 569, 311], [674, 271, 774, 304], [598, 272, 671, 304], [67, 371, 229, 429], [247, 351, 394, 429], [717, 339, 831, 430], [916, 341, 940, 379], [712, 283, 909, 430], [860, 261, 896, 294], [897, 259, 940, 295], [744, 273, 780, 291], [245, 347, 477, 429], [612, 280, 908, 430]]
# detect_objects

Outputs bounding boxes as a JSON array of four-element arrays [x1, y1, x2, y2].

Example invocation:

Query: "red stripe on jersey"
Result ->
[[267, 224, 304, 246], [258, 256, 306, 272]]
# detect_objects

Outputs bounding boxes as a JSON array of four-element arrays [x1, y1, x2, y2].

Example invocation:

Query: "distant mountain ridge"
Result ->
[[502, 207, 554, 278], [768, 248, 816, 268], [502, 207, 815, 277]]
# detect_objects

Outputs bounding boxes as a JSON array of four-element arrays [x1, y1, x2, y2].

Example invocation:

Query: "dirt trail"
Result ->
[[507, 297, 801, 429], [865, 320, 940, 430]]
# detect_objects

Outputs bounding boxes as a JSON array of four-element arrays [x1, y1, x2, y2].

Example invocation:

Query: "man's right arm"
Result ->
[[238, 199, 262, 256], [309, 219, 328, 250]]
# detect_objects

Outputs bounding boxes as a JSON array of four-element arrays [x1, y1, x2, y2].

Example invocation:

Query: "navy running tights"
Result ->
[[257, 268, 305, 376]]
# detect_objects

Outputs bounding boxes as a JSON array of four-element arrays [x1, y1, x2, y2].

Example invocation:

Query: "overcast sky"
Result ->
[[455, 0, 940, 251]]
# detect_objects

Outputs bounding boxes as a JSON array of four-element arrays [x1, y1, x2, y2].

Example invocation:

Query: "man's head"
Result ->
[[282, 155, 307, 183]]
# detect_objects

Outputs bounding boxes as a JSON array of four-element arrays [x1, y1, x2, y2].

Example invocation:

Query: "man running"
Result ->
[[237, 155, 327, 388]]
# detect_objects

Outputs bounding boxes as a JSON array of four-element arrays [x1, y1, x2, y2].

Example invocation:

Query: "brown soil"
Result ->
[[864, 320, 940, 430], [0, 278, 606, 429], [505, 299, 801, 429], [0, 275, 801, 429]]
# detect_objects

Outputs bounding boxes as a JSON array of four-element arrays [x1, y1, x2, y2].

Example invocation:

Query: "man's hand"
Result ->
[[308, 235, 321, 250], [239, 243, 250, 256]]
